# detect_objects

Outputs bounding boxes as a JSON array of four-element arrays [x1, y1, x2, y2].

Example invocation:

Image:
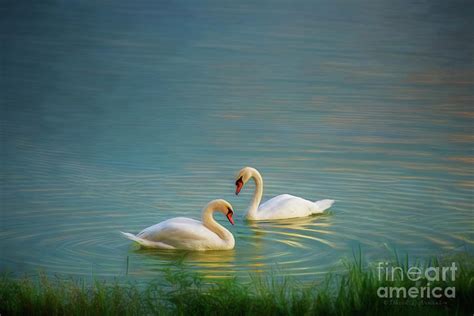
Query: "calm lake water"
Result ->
[[1, 1, 473, 281]]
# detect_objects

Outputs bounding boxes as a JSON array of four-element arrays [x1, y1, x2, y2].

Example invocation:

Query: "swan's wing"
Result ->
[[260, 194, 313, 210], [258, 194, 316, 219], [260, 194, 297, 207], [137, 217, 218, 245]]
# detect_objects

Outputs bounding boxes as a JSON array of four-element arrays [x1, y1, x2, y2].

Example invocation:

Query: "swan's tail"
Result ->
[[120, 232, 174, 249], [312, 199, 335, 214]]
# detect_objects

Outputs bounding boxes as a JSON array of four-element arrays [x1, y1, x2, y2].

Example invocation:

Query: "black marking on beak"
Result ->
[[235, 176, 243, 195], [235, 176, 243, 186], [226, 207, 235, 225]]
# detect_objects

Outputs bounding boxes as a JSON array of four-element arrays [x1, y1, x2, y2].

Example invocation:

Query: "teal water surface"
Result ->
[[1, 1, 473, 280]]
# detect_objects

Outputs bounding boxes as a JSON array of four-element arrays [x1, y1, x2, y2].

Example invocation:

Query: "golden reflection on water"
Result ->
[[247, 215, 337, 249], [130, 248, 238, 278]]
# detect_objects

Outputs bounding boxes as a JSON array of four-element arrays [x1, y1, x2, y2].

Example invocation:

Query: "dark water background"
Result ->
[[1, 0, 473, 280]]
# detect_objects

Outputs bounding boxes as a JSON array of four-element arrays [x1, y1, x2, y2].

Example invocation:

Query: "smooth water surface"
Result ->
[[1, 1, 473, 280]]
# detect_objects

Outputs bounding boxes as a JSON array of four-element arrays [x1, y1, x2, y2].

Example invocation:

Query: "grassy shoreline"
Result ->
[[1, 253, 473, 315]]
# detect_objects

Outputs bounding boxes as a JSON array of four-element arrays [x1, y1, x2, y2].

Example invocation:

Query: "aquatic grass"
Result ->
[[4, 272, 171, 315], [1, 252, 473, 315]]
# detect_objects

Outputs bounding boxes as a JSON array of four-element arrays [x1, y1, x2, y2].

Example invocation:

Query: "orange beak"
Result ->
[[235, 178, 243, 195], [226, 210, 235, 225]]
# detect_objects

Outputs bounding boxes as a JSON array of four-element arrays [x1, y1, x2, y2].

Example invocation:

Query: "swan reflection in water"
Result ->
[[246, 214, 336, 250], [128, 248, 237, 278]]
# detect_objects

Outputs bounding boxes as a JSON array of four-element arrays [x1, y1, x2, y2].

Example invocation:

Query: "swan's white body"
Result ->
[[235, 167, 334, 221], [121, 199, 235, 250], [256, 194, 335, 220]]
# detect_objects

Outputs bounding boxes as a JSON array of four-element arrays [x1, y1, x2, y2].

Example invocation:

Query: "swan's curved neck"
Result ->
[[202, 206, 234, 246], [247, 169, 263, 219]]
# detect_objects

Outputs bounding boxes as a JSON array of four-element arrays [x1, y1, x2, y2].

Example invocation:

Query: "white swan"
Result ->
[[235, 167, 334, 221], [121, 199, 235, 250]]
